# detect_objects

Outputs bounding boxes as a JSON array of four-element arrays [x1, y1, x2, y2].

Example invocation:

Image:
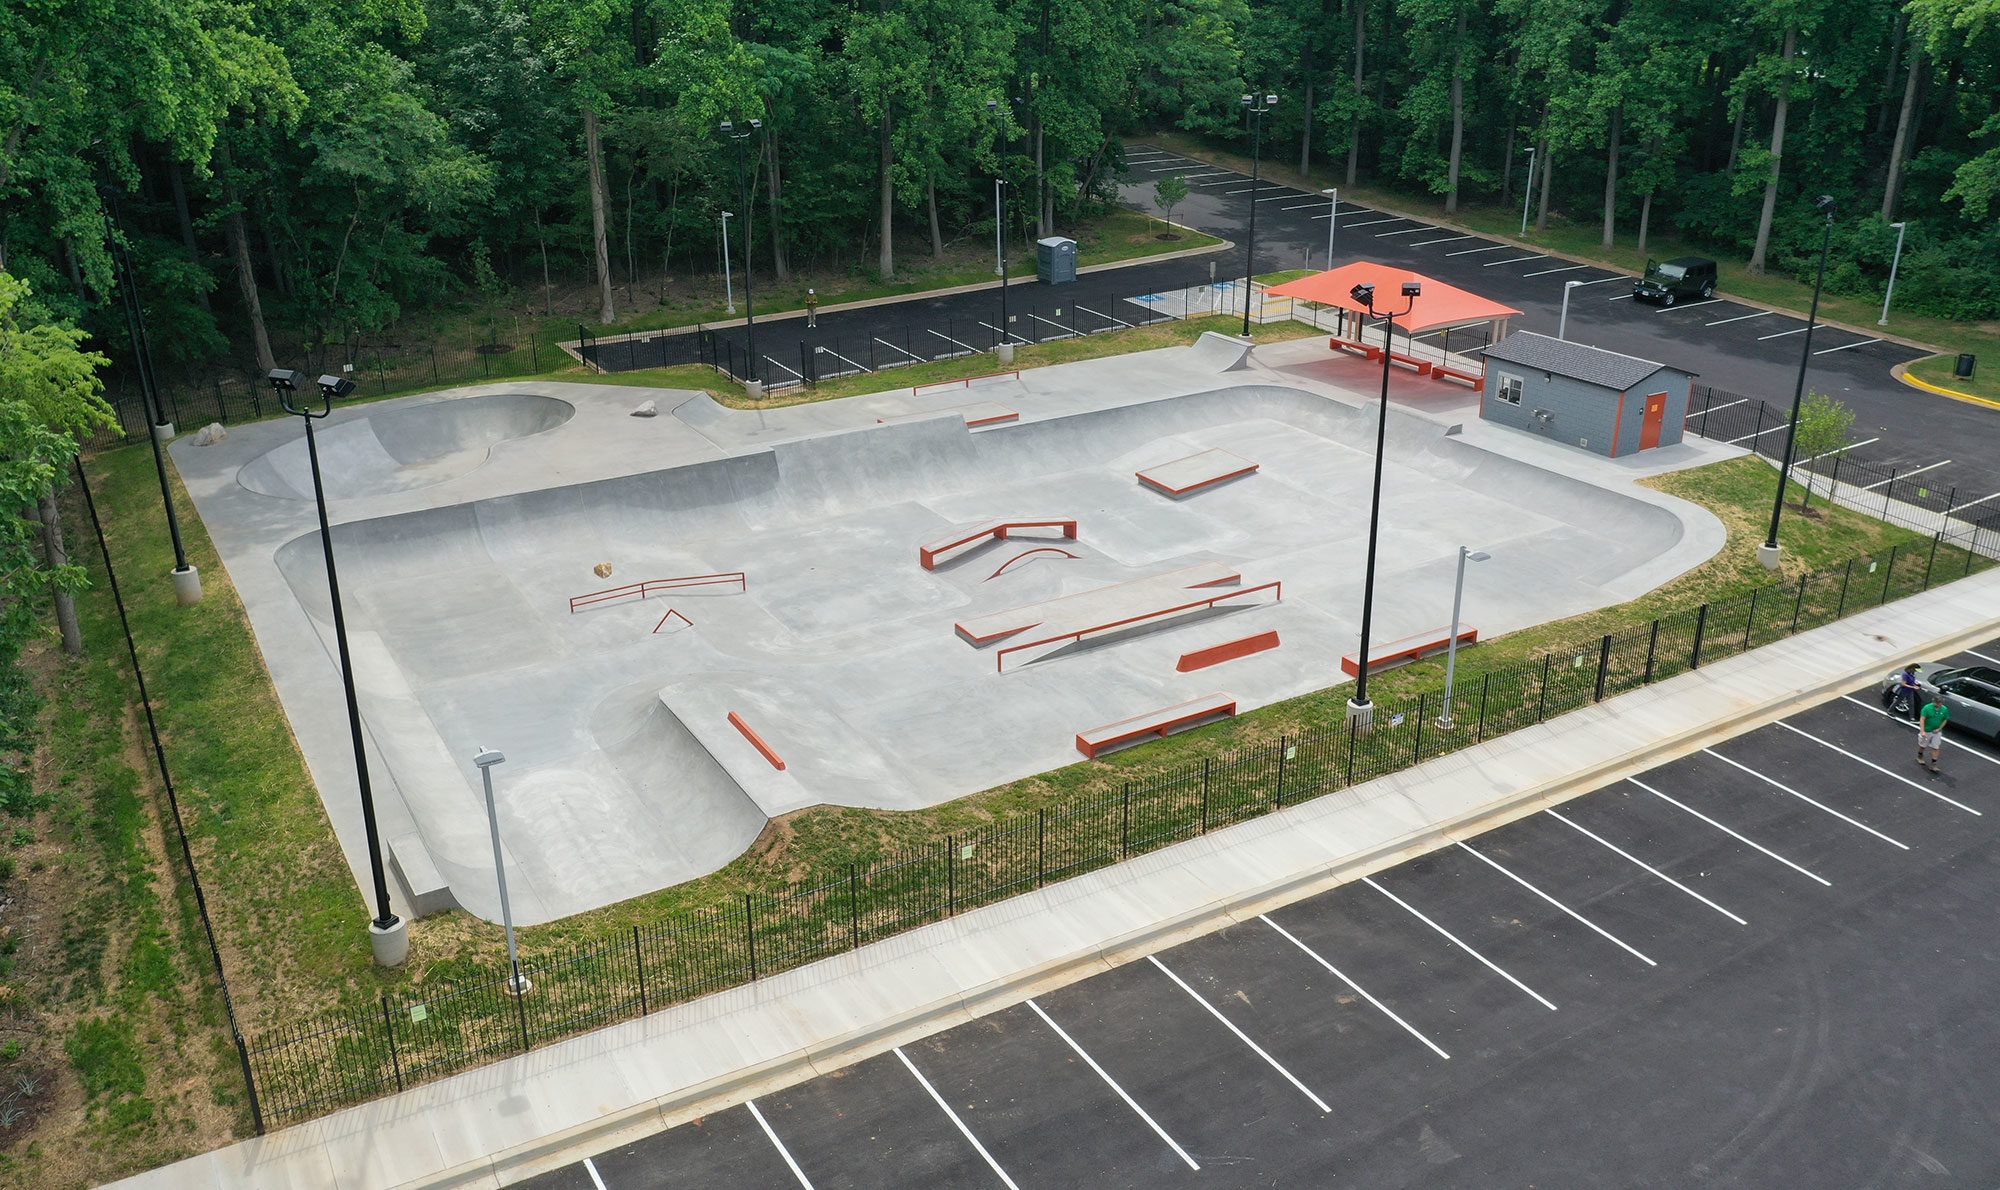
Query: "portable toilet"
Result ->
[[1036, 237, 1078, 284]]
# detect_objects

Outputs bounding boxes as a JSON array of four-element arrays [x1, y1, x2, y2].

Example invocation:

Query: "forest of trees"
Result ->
[[3, 0, 1997, 386]]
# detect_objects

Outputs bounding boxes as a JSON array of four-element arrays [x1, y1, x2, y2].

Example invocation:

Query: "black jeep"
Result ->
[[1633, 257, 1717, 306]]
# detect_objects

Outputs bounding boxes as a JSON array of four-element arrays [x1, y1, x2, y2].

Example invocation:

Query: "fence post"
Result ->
[[1200, 758, 1210, 834], [633, 925, 648, 1013], [1879, 545, 1899, 604], [801, 341, 812, 388], [431, 346, 439, 383], [1881, 466, 1899, 519], [1120, 783, 1131, 856], [1836, 557, 1855, 618], [513, 965, 532, 1054], [1476, 673, 1490, 742], [1536, 655, 1552, 722], [1037, 808, 1047, 887], [1826, 454, 1841, 503], [1412, 694, 1426, 762], [380, 994, 404, 1092], [1691, 604, 1709, 670], [1345, 715, 1358, 786], [1925, 532, 1942, 590], [1743, 587, 1760, 654], [1749, 402, 1766, 451], [1791, 574, 1808, 632], [1273, 736, 1286, 808], [744, 893, 757, 979], [1594, 634, 1613, 700], [235, 1031, 265, 1134], [946, 837, 956, 915], [1643, 619, 1659, 683], [848, 864, 860, 950]]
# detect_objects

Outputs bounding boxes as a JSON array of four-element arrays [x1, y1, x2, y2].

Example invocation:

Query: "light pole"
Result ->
[[1759, 194, 1839, 570], [1878, 220, 1908, 326], [1558, 278, 1584, 340], [475, 747, 528, 995], [268, 369, 406, 966], [987, 99, 1015, 356], [1322, 187, 1339, 271], [1345, 279, 1423, 731], [1519, 144, 1537, 237], [1240, 92, 1278, 338], [719, 119, 762, 392], [720, 211, 736, 314], [1438, 547, 1491, 728]]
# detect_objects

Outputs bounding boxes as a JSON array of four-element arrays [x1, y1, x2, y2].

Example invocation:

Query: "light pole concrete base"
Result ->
[[745, 380, 764, 400], [504, 973, 533, 996], [1756, 542, 1783, 570], [1344, 698, 1375, 734], [170, 565, 203, 605], [998, 344, 1016, 366], [152, 422, 175, 443], [370, 917, 410, 967]]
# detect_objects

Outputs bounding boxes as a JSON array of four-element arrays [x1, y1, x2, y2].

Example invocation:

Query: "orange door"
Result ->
[[1639, 392, 1667, 450]]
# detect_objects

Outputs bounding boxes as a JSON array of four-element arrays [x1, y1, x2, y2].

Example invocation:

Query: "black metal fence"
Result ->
[[238, 530, 1996, 1130]]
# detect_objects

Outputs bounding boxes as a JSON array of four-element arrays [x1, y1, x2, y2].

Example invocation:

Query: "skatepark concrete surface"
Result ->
[[170, 334, 1733, 926]]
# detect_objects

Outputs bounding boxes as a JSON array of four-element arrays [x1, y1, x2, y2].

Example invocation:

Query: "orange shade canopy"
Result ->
[[1262, 263, 1521, 332]]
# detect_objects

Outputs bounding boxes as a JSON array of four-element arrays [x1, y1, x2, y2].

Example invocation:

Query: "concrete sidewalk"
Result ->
[[105, 558, 2000, 1190]]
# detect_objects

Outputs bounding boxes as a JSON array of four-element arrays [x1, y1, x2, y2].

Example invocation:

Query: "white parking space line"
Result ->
[[1725, 427, 1773, 445], [894, 1047, 1023, 1190], [1455, 842, 1658, 966], [1148, 954, 1333, 1112], [1179, 170, 1233, 179], [1412, 234, 1474, 246], [1486, 254, 1547, 267], [1308, 209, 1370, 220], [1191, 178, 1249, 187], [1026, 1000, 1201, 1171], [1026, 312, 1080, 338], [1840, 696, 2000, 768], [1702, 748, 1910, 849], [1570, 275, 1627, 286], [1376, 225, 1437, 237], [1947, 489, 2000, 513], [1654, 300, 1721, 313], [1705, 310, 1773, 326], [1252, 193, 1301, 202], [1798, 437, 1879, 466], [1286, 200, 1348, 211], [1964, 648, 2000, 665], [1364, 878, 1558, 1010], [746, 1100, 818, 1189], [1859, 459, 1951, 489], [584, 1157, 610, 1190], [977, 321, 1030, 346], [1446, 245, 1511, 256], [1627, 778, 1830, 886], [925, 328, 981, 355], [1685, 398, 1748, 421], [1522, 264, 1591, 277], [1773, 721, 1982, 815], [1815, 337, 1883, 355], [1606, 293, 1635, 301], [873, 336, 923, 363], [1756, 326, 1809, 340], [1074, 304, 1133, 328], [1545, 810, 1747, 924], [1260, 915, 1451, 1059], [1342, 217, 1405, 229]]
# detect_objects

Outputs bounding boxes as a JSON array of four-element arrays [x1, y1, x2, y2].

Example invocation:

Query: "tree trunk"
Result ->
[[625, 166, 638, 287], [257, 207, 289, 297], [39, 490, 80, 655], [220, 154, 278, 375], [1747, 26, 1796, 275], [1298, 74, 1315, 177], [878, 111, 896, 279], [167, 161, 210, 311], [1726, 102, 1746, 173], [1035, 123, 1051, 237], [1501, 116, 1517, 201], [1637, 190, 1653, 255], [1875, 12, 1906, 137], [1882, 43, 1923, 219], [765, 133, 789, 281], [927, 173, 944, 257], [1601, 105, 1622, 248], [1444, 3, 1466, 215], [1535, 137, 1552, 231], [584, 104, 616, 324], [1345, 0, 1366, 186], [535, 206, 552, 315]]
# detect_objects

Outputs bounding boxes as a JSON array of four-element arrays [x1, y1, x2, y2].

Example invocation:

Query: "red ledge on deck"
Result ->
[[1076, 694, 1237, 759], [1432, 363, 1484, 390], [727, 712, 786, 771], [1329, 336, 1380, 360], [920, 519, 1078, 570], [1177, 630, 1281, 672], [877, 402, 1019, 428], [1135, 448, 1261, 496], [1340, 626, 1478, 678]]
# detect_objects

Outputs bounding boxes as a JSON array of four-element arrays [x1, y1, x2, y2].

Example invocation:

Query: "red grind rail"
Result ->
[[727, 712, 786, 771], [569, 573, 746, 613], [652, 608, 692, 633], [913, 370, 1020, 394], [1177, 630, 1281, 672], [921, 519, 1077, 570], [995, 580, 1282, 672], [984, 546, 1080, 582], [1340, 625, 1478, 677]]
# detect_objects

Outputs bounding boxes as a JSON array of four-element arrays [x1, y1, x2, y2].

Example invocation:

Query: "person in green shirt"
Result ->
[[1917, 696, 1949, 773]]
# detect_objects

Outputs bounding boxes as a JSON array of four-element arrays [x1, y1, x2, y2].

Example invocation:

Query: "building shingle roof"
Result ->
[[1481, 331, 1669, 391]]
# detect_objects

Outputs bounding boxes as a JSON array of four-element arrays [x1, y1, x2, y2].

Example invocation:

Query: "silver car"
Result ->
[[1878, 663, 2000, 742]]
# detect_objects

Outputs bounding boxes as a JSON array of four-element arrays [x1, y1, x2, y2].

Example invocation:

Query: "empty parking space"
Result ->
[[541, 633, 2000, 1186]]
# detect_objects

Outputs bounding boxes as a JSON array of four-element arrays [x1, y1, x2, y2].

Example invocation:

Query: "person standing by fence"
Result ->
[[805, 288, 819, 327]]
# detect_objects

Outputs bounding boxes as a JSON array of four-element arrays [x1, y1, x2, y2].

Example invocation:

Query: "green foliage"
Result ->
[[1152, 173, 1190, 224], [1789, 390, 1857, 508]]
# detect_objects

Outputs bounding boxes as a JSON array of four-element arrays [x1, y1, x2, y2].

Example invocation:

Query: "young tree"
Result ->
[[1153, 174, 1191, 230], [1789, 389, 1855, 509]]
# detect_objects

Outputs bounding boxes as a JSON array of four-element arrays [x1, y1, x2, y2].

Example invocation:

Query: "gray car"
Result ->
[[1878, 662, 2000, 741]]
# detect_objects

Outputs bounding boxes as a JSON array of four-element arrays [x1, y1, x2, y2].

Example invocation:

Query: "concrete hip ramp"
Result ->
[[1187, 330, 1252, 372], [237, 392, 574, 500]]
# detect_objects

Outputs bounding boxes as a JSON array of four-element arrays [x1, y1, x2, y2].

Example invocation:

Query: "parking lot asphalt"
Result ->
[[519, 637, 2000, 1188]]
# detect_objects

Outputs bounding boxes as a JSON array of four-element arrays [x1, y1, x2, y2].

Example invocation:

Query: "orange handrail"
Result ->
[[995, 580, 1281, 672], [568, 573, 746, 613], [912, 369, 1021, 394]]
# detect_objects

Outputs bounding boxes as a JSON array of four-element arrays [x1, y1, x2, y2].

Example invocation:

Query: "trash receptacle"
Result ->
[[1957, 353, 1976, 379], [1036, 236, 1078, 285]]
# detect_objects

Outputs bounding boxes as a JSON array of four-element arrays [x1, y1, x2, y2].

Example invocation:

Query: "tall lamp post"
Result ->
[[1240, 92, 1278, 338], [1558, 278, 1584, 340], [1878, 220, 1908, 326], [1321, 187, 1339, 272], [268, 369, 407, 967], [101, 190, 201, 604], [1758, 194, 1838, 571], [720, 211, 736, 314], [987, 99, 1016, 359], [1438, 547, 1491, 728], [1345, 279, 1422, 731], [1519, 144, 1537, 237], [719, 119, 762, 393], [474, 748, 528, 995]]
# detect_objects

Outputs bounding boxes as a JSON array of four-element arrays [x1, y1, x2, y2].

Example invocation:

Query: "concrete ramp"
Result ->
[[238, 393, 573, 500], [1187, 330, 1252, 373]]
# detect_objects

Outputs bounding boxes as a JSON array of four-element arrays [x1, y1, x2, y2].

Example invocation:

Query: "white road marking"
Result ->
[[1756, 326, 1809, 340], [1653, 299, 1719, 312], [1192, 177, 1249, 187], [1684, 398, 1748, 420], [1705, 310, 1773, 326], [1454, 841, 1657, 966], [1545, 809, 1747, 924], [925, 328, 981, 355], [1945, 489, 2000, 513], [1179, 170, 1233, 180], [1342, 217, 1405, 229], [1858, 459, 1951, 489], [1964, 648, 2000, 666], [1365, 877, 1558, 1010], [873, 336, 922, 362], [1840, 696, 2000, 768], [1287, 201, 1349, 211], [976, 321, 1030, 346], [1446, 245, 1511, 256], [1701, 748, 1910, 849], [746, 1100, 817, 1189], [1798, 437, 1879, 466], [1522, 264, 1591, 277], [1148, 954, 1332, 1112], [1075, 304, 1133, 328], [1570, 276, 1627, 286], [1253, 193, 1300, 202], [1606, 293, 1635, 301], [1261, 915, 1451, 1059], [894, 1047, 1023, 1190], [1485, 254, 1547, 267], [1726, 427, 1774, 444], [1412, 234, 1474, 246], [1774, 720, 1981, 815], [1628, 777, 1830, 886], [584, 1157, 610, 1190], [1026, 1000, 1200, 1171], [1026, 312, 1080, 338], [1376, 225, 1437, 237], [762, 355, 804, 380], [1815, 337, 1883, 355]]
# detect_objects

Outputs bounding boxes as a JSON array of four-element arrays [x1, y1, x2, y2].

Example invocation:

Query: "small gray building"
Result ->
[[1478, 331, 1695, 458]]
